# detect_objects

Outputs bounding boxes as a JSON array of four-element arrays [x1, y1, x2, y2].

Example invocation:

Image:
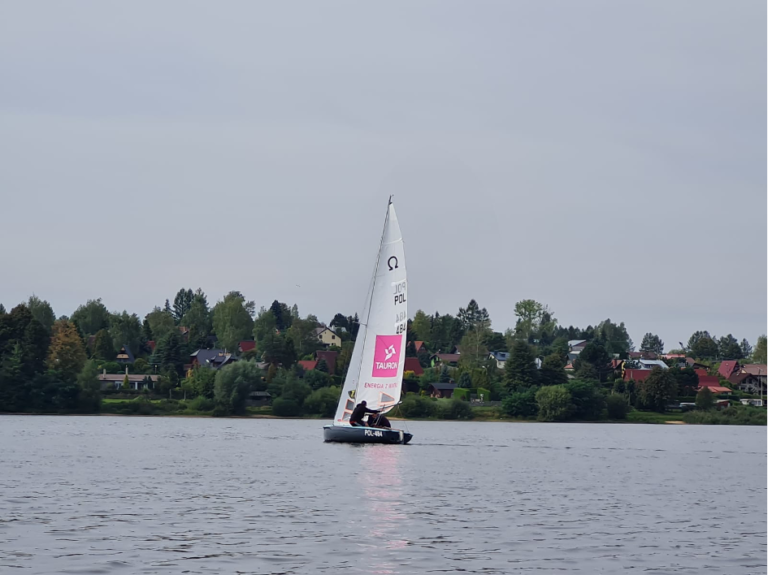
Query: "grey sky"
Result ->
[[0, 1, 765, 350]]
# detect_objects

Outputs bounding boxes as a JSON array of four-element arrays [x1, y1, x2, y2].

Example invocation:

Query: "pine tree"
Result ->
[[539, 353, 568, 386], [0, 303, 6, 315], [316, 358, 329, 373], [504, 341, 538, 391], [172, 288, 194, 323], [458, 372, 472, 388], [439, 365, 451, 383], [92, 329, 115, 360]]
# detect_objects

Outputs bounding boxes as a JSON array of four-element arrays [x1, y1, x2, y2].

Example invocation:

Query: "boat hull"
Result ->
[[323, 425, 412, 445]]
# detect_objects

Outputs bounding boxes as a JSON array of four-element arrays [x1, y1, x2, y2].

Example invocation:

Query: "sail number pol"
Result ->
[[393, 281, 406, 305]]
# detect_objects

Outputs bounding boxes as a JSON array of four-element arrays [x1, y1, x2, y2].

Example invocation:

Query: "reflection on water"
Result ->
[[359, 445, 408, 574], [0, 416, 765, 575]]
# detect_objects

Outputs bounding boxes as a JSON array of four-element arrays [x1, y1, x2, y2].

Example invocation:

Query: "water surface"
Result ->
[[0, 416, 765, 574]]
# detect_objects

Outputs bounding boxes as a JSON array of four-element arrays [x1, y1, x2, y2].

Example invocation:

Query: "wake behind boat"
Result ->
[[323, 198, 412, 445]]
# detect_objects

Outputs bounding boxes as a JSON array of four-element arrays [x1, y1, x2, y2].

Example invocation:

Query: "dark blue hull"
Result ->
[[323, 425, 413, 444]]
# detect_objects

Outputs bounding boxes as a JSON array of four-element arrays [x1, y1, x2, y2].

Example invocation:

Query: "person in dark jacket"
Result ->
[[369, 413, 392, 429], [349, 400, 379, 426]]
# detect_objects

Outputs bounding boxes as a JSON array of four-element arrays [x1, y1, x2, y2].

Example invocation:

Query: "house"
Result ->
[[315, 350, 338, 375], [694, 368, 708, 378], [697, 375, 724, 390], [189, 349, 238, 370], [698, 385, 733, 396], [685, 357, 709, 370], [115, 345, 135, 364], [313, 326, 341, 347], [298, 360, 318, 371], [412, 341, 427, 354], [718, 360, 740, 380], [623, 369, 653, 382], [568, 340, 588, 363], [238, 340, 257, 354], [636, 359, 668, 370], [729, 364, 767, 395], [489, 351, 509, 369], [430, 353, 460, 367], [247, 391, 271, 406], [403, 357, 424, 377], [99, 370, 159, 390], [428, 382, 457, 399]]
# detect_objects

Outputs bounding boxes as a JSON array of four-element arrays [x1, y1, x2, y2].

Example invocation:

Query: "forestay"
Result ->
[[333, 200, 407, 424]]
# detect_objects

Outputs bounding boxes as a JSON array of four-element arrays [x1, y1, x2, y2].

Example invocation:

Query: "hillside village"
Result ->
[[0, 291, 765, 423]]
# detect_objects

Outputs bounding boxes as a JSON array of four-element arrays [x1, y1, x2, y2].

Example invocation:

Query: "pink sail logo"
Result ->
[[372, 335, 402, 377]]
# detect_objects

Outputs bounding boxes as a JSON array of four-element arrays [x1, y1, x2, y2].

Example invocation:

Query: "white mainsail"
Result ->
[[333, 199, 407, 424]]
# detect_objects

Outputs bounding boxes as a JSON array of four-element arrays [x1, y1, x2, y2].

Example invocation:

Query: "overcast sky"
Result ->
[[0, 1, 765, 350]]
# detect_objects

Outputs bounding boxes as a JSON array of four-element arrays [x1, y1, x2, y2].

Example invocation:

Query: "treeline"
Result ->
[[0, 290, 765, 418]]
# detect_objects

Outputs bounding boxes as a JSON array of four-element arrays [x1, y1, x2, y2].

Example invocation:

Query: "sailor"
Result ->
[[372, 413, 392, 429], [349, 400, 379, 427]]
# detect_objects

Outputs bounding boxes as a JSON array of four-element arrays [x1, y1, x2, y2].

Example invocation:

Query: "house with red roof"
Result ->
[[718, 360, 740, 380], [694, 368, 708, 378], [623, 369, 653, 382], [412, 341, 427, 354], [238, 340, 257, 354], [697, 375, 731, 395], [728, 364, 766, 395], [298, 360, 318, 371], [403, 357, 424, 376]]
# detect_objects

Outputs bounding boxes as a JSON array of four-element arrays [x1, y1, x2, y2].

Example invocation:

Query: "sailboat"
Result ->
[[323, 198, 413, 445]]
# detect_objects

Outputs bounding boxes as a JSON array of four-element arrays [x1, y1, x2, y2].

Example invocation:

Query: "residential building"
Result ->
[[718, 360, 740, 380], [634, 359, 669, 370], [115, 345, 135, 364], [412, 341, 428, 354], [189, 349, 238, 370], [238, 340, 257, 354], [298, 360, 318, 371], [729, 364, 766, 395], [623, 369, 652, 382], [489, 351, 509, 369], [315, 350, 338, 375], [403, 357, 424, 377], [568, 340, 588, 364], [99, 370, 158, 391], [313, 326, 341, 347], [430, 353, 460, 367]]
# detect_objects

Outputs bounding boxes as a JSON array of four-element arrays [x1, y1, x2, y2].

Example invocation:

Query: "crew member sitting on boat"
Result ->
[[349, 401, 379, 427], [368, 413, 391, 429]]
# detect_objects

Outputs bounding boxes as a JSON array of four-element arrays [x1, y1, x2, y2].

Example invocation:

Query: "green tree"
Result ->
[[606, 394, 629, 419], [504, 341, 538, 391], [636, 367, 677, 412], [261, 332, 297, 368], [305, 369, 331, 390], [27, 295, 55, 334], [695, 387, 715, 411], [535, 385, 573, 421], [457, 299, 490, 332], [109, 311, 142, 355], [172, 288, 194, 323], [286, 315, 320, 358], [640, 333, 664, 355], [181, 294, 212, 349], [92, 329, 116, 360], [458, 372, 472, 389], [71, 298, 111, 336], [573, 342, 611, 381], [513, 299, 544, 342], [595, 319, 633, 355], [316, 358, 329, 373], [753, 336, 767, 363], [502, 388, 538, 418], [717, 334, 743, 360], [0, 303, 5, 315], [303, 386, 341, 417], [145, 307, 176, 343], [565, 380, 605, 420], [47, 321, 87, 382], [688, 331, 718, 359], [0, 343, 27, 412], [212, 292, 255, 352], [438, 365, 452, 383], [539, 353, 568, 386], [185, 366, 218, 399], [411, 310, 432, 343], [458, 327, 489, 369], [156, 331, 185, 375], [214, 361, 262, 415], [740, 338, 753, 359]]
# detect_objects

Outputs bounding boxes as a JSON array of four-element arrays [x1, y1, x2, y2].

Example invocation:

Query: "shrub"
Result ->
[[695, 387, 715, 411], [502, 388, 538, 418], [453, 388, 470, 401], [437, 398, 474, 420], [399, 394, 435, 418], [303, 387, 340, 417], [272, 397, 302, 417], [187, 396, 215, 412], [535, 385, 573, 421], [477, 387, 491, 402], [606, 394, 629, 419], [565, 380, 605, 420]]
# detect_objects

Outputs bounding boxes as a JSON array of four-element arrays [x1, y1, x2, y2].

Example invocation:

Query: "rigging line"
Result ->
[[351, 199, 392, 403]]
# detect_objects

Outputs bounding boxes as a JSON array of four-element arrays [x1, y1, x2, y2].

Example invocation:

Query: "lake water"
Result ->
[[0, 416, 765, 574]]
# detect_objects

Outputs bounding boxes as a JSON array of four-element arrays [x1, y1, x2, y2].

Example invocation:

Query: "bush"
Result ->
[[214, 361, 262, 415], [437, 398, 474, 420], [477, 387, 491, 402], [606, 394, 629, 419], [565, 380, 605, 420], [695, 387, 715, 411], [502, 388, 538, 418], [399, 394, 436, 418], [187, 396, 215, 412], [535, 385, 573, 422], [272, 397, 302, 417], [683, 406, 766, 425], [453, 388, 470, 401], [303, 387, 341, 417]]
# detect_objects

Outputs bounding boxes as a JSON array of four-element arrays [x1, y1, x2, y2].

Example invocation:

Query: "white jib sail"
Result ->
[[333, 200, 407, 424]]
